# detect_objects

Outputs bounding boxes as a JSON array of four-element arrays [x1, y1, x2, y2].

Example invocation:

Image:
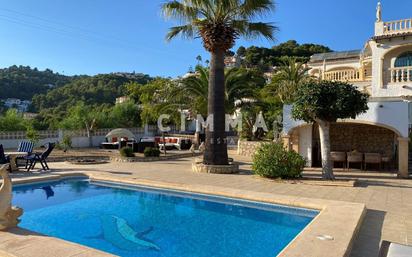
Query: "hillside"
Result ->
[[237, 40, 332, 70], [32, 73, 151, 110], [31, 73, 152, 127], [0, 65, 73, 100]]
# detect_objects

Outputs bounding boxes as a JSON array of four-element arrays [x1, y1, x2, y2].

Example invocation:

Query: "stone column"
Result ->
[[282, 135, 291, 151], [291, 134, 299, 153], [322, 59, 326, 80], [398, 137, 409, 178], [379, 58, 384, 88], [375, 21, 384, 36]]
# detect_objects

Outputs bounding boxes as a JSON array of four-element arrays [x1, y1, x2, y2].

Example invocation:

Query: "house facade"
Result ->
[[282, 2, 412, 178], [2, 98, 31, 112]]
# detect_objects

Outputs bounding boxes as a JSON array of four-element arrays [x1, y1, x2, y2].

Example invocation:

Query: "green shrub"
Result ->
[[26, 126, 40, 145], [252, 143, 305, 179], [120, 147, 135, 157], [61, 134, 72, 151], [144, 147, 161, 157]]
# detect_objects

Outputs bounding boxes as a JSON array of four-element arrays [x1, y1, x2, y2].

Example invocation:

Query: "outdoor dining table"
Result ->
[[5, 152, 28, 172]]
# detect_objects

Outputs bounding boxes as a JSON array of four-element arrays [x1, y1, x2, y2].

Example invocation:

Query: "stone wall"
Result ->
[[328, 123, 396, 157], [237, 141, 266, 157]]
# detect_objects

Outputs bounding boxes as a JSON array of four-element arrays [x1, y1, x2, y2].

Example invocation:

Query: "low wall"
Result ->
[[0, 126, 158, 149], [111, 152, 202, 162], [0, 127, 240, 149], [237, 141, 266, 157]]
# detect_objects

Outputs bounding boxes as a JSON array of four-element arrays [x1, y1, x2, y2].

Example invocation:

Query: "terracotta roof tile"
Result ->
[[372, 31, 412, 40]]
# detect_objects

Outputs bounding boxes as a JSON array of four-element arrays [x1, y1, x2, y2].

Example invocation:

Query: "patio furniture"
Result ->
[[137, 138, 156, 153], [119, 138, 128, 149], [24, 143, 55, 172], [15, 141, 35, 167], [364, 153, 382, 170], [5, 151, 28, 172], [105, 129, 135, 143], [347, 151, 363, 170], [101, 142, 119, 149], [156, 137, 191, 151], [127, 142, 138, 152], [0, 145, 10, 166], [331, 151, 346, 168], [382, 156, 392, 171], [17, 141, 34, 154], [180, 139, 192, 150], [379, 240, 412, 257]]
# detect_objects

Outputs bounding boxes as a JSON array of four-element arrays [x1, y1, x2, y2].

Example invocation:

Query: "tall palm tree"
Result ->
[[176, 66, 265, 116], [162, 0, 277, 165], [268, 57, 310, 104]]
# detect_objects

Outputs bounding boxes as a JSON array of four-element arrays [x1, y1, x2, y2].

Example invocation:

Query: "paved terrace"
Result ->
[[7, 150, 412, 257]]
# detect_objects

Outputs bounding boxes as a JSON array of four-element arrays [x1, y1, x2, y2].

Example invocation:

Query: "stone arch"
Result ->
[[382, 44, 412, 68], [362, 43, 373, 58], [394, 51, 412, 67], [283, 120, 408, 177], [326, 66, 358, 72], [286, 123, 312, 136], [310, 68, 321, 76], [285, 120, 402, 137], [338, 120, 403, 137]]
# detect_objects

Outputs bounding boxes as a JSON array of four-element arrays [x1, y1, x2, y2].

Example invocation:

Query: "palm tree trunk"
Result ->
[[317, 120, 335, 180], [203, 49, 228, 165], [85, 123, 92, 148]]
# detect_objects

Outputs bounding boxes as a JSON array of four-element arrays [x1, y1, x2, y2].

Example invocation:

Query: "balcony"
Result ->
[[384, 19, 412, 35], [389, 67, 412, 83], [323, 69, 364, 82]]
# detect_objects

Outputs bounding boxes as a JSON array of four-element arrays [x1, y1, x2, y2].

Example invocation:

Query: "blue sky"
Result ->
[[0, 0, 410, 78]]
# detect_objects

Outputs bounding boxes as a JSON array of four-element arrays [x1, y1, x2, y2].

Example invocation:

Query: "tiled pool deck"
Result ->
[[2, 151, 412, 257]]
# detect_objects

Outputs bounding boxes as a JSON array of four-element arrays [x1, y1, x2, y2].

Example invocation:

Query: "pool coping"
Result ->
[[1, 172, 366, 257]]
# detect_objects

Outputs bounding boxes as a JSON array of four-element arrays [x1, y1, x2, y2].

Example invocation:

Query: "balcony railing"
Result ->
[[323, 69, 363, 82], [389, 67, 412, 83], [384, 19, 412, 35]]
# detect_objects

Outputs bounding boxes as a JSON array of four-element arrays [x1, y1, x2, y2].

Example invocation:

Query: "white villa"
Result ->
[[282, 2, 412, 178], [2, 98, 31, 112]]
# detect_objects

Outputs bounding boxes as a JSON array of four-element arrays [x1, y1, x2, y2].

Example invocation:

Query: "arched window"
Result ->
[[395, 52, 412, 67]]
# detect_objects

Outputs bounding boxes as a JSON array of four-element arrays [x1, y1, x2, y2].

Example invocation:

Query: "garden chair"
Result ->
[[364, 153, 382, 171], [17, 141, 35, 154], [382, 156, 392, 171], [16, 141, 35, 166], [347, 151, 363, 170], [0, 144, 10, 165], [0, 144, 11, 172], [24, 143, 55, 172], [331, 151, 346, 168]]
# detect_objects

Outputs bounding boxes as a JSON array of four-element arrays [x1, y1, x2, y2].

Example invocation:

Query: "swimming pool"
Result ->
[[12, 178, 318, 257]]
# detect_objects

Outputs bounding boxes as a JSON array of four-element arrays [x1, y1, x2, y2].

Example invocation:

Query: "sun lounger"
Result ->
[[17, 141, 34, 154], [16, 141, 35, 166], [0, 144, 10, 165], [24, 143, 55, 172]]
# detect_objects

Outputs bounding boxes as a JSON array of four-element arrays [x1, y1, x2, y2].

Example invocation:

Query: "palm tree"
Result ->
[[176, 66, 265, 116], [196, 55, 202, 66], [162, 0, 277, 165], [268, 57, 310, 104]]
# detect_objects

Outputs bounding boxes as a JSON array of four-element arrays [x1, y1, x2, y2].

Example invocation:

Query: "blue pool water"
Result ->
[[13, 179, 318, 257]]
